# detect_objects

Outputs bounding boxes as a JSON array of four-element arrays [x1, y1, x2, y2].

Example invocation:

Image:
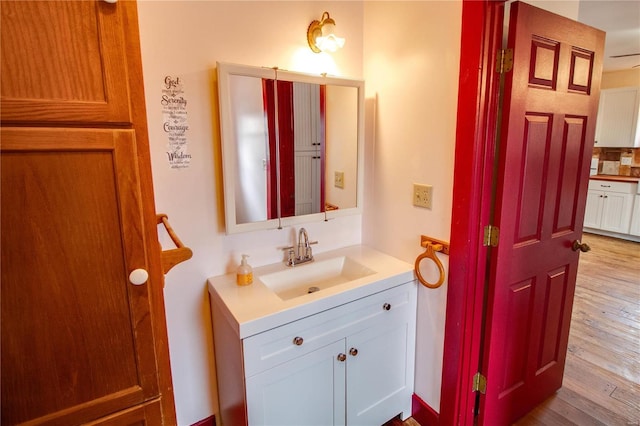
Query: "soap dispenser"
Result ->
[[236, 254, 253, 286]]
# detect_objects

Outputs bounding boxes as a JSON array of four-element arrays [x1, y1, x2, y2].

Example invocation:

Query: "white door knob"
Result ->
[[129, 268, 149, 285]]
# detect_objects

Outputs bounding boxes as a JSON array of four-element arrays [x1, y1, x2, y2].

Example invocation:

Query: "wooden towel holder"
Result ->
[[156, 213, 193, 275], [414, 235, 449, 289]]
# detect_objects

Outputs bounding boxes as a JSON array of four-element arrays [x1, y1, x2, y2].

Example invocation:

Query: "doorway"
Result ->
[[515, 233, 640, 423], [440, 0, 609, 423]]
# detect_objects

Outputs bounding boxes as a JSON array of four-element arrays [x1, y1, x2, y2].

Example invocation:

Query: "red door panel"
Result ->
[[480, 2, 604, 424]]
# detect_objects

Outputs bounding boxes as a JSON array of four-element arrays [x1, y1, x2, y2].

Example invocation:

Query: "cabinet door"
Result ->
[[1, 128, 158, 425], [246, 340, 346, 426], [583, 189, 604, 228], [1, 1, 131, 124], [346, 313, 414, 425], [629, 196, 640, 236], [594, 87, 640, 148], [601, 192, 634, 233]]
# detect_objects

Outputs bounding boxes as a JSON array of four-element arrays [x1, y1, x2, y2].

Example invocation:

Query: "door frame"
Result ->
[[440, 0, 506, 424]]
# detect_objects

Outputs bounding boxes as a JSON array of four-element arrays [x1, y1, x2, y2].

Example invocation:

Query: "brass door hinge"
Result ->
[[496, 48, 513, 73], [483, 225, 499, 247], [473, 372, 487, 394]]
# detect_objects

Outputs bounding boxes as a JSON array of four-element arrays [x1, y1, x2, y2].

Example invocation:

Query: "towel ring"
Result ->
[[414, 236, 450, 289]]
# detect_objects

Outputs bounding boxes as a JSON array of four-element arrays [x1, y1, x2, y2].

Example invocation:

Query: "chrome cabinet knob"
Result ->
[[337, 353, 346, 362], [293, 336, 304, 346], [349, 348, 358, 357]]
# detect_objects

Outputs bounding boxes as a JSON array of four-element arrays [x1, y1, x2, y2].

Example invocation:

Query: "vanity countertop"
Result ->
[[590, 175, 639, 183], [208, 245, 415, 339]]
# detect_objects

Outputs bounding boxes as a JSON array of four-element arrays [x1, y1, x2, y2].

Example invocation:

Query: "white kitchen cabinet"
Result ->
[[594, 87, 640, 148], [584, 180, 636, 234], [629, 196, 640, 237], [211, 280, 417, 426]]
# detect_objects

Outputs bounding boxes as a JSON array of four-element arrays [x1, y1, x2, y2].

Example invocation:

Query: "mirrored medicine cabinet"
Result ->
[[217, 62, 365, 234]]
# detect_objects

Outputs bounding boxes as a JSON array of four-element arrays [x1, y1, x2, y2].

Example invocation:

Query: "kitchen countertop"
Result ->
[[590, 175, 639, 183]]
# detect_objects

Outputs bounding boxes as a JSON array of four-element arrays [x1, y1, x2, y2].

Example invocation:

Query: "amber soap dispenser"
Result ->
[[236, 254, 253, 286]]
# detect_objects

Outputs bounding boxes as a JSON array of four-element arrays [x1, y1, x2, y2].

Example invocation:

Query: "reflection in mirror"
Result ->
[[218, 62, 364, 234], [228, 74, 273, 224]]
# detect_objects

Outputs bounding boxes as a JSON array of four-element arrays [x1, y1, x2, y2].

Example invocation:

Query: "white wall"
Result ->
[[362, 1, 462, 411], [137, 2, 363, 424]]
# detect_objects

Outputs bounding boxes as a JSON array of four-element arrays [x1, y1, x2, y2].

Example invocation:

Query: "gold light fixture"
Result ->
[[307, 12, 345, 54]]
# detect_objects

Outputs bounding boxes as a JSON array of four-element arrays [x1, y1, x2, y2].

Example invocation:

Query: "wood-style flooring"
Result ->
[[390, 233, 640, 426]]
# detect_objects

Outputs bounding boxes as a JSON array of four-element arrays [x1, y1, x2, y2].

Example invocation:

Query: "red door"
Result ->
[[479, 2, 605, 424]]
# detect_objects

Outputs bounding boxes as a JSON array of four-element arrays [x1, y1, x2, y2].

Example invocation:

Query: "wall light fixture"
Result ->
[[307, 12, 345, 53]]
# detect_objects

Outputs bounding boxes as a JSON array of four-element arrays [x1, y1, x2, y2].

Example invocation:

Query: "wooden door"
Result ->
[[1, 128, 159, 425], [0, 1, 131, 124], [479, 2, 604, 423]]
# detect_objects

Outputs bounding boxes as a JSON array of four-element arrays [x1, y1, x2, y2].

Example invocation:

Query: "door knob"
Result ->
[[572, 240, 591, 253], [129, 268, 149, 285]]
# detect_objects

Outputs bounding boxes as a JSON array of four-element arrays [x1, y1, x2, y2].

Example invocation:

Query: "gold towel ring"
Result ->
[[414, 236, 450, 289]]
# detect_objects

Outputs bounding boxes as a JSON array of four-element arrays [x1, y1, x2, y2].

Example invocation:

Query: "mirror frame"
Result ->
[[217, 62, 365, 234]]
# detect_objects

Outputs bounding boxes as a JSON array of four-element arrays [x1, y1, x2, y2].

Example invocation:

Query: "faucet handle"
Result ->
[[309, 240, 318, 246], [281, 246, 296, 265]]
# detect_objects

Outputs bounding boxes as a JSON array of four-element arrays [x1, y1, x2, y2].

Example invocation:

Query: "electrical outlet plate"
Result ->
[[413, 183, 433, 208], [335, 171, 345, 188]]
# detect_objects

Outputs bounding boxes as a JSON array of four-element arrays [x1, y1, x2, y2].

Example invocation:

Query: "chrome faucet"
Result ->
[[283, 228, 317, 266]]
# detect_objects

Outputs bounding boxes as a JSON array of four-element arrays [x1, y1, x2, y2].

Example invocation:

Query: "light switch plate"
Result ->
[[334, 171, 345, 188]]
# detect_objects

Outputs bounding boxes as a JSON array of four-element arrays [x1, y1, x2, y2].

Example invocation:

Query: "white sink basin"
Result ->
[[259, 256, 376, 301]]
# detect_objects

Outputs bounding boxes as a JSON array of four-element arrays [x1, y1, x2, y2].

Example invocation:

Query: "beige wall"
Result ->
[[362, 1, 462, 409], [602, 68, 640, 89], [137, 2, 364, 424]]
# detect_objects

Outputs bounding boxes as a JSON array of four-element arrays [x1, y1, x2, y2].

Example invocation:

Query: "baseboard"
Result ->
[[191, 415, 215, 426], [412, 393, 439, 425]]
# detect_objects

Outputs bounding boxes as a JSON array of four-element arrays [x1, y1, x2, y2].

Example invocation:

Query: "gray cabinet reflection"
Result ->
[[218, 63, 363, 234]]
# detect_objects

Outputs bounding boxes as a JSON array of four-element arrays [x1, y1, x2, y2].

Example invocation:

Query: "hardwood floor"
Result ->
[[393, 233, 639, 426], [515, 233, 640, 425]]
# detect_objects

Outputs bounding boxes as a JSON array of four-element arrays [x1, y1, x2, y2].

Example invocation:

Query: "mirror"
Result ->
[[217, 62, 364, 234]]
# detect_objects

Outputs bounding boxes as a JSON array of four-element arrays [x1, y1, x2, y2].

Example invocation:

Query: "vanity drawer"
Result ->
[[242, 281, 415, 377], [589, 180, 637, 194]]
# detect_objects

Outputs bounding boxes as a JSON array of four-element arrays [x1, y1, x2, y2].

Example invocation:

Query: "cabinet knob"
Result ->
[[292, 336, 304, 346], [349, 348, 358, 357], [572, 240, 591, 253], [337, 353, 346, 362], [129, 268, 148, 285], [383, 303, 391, 311]]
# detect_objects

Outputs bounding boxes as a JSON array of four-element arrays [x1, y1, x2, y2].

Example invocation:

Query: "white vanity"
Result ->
[[208, 245, 417, 426]]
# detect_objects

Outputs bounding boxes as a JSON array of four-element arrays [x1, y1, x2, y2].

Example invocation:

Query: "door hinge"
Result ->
[[473, 372, 487, 394], [496, 48, 513, 73], [483, 225, 499, 247]]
